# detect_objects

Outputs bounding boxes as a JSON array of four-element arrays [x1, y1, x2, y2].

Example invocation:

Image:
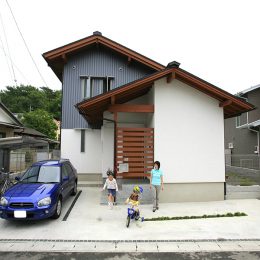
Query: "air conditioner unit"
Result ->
[[228, 143, 234, 149], [254, 146, 259, 154]]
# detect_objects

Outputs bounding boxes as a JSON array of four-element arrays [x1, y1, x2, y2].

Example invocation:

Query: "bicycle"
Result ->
[[126, 185, 144, 228], [0, 169, 15, 198], [126, 206, 144, 228]]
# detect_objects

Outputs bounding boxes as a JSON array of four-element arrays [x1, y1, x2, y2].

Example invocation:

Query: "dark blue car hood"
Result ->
[[4, 183, 59, 199]]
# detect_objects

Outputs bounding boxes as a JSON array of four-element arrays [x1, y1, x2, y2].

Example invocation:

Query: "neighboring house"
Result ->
[[43, 31, 254, 202], [0, 102, 58, 171], [224, 84, 260, 168], [0, 101, 23, 171]]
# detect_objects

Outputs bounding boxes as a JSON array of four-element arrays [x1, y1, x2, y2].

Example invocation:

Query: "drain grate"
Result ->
[[0, 238, 260, 243]]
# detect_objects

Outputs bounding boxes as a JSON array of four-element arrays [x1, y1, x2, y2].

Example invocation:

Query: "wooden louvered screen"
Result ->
[[116, 127, 154, 178]]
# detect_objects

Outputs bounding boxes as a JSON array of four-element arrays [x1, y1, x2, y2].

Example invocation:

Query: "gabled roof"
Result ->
[[76, 64, 255, 128], [237, 83, 260, 96], [0, 102, 23, 128], [42, 31, 165, 81], [14, 127, 47, 138]]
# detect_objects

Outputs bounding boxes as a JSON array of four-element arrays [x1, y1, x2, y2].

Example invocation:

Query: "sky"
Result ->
[[0, 0, 259, 94]]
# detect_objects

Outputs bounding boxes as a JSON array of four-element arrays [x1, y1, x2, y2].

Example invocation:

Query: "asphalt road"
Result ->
[[1, 252, 260, 260]]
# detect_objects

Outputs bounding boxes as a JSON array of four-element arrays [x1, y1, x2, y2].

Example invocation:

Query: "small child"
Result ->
[[102, 169, 118, 209], [125, 185, 143, 220]]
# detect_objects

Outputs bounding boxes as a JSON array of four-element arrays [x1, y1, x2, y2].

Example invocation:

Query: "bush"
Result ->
[[144, 212, 247, 222]]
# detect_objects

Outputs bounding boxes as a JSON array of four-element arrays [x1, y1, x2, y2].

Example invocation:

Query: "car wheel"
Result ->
[[71, 182, 77, 196], [52, 197, 62, 219]]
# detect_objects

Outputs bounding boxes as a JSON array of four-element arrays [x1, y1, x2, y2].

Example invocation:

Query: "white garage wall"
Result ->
[[154, 78, 225, 183], [61, 129, 102, 174]]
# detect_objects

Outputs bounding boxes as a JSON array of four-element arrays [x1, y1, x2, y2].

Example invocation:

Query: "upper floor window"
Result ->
[[81, 76, 114, 99], [236, 116, 241, 127]]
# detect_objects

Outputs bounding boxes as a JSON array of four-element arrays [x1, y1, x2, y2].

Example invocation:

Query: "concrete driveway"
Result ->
[[1, 187, 260, 252]]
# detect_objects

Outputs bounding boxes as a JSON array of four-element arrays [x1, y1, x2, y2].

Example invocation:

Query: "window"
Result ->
[[81, 76, 114, 99], [64, 163, 74, 178], [37, 166, 60, 183], [20, 166, 60, 183], [80, 129, 85, 153], [0, 132, 6, 138], [62, 164, 69, 179], [236, 116, 241, 127]]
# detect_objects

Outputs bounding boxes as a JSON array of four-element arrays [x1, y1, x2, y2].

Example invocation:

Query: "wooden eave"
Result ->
[[42, 34, 165, 81], [76, 67, 255, 127]]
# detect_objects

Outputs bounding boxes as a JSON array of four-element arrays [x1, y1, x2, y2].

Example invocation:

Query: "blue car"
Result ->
[[0, 159, 77, 220]]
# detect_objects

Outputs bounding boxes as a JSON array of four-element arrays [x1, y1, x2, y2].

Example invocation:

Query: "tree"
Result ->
[[22, 109, 58, 140], [0, 85, 61, 120]]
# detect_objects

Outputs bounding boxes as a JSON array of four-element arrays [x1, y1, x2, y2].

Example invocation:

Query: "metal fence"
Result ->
[[225, 154, 260, 170], [225, 154, 260, 187]]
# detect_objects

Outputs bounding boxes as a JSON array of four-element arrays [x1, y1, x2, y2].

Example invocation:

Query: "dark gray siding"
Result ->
[[224, 88, 260, 154], [224, 117, 258, 154], [248, 88, 260, 122], [62, 45, 155, 129]]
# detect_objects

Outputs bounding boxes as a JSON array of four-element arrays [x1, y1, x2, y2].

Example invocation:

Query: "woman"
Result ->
[[150, 161, 164, 212]]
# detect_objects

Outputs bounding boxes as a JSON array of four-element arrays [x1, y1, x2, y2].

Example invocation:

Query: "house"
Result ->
[[224, 84, 260, 169], [43, 31, 254, 202], [0, 101, 23, 171], [0, 102, 58, 172]]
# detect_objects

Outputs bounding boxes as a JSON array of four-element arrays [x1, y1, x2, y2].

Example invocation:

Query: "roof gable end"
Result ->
[[43, 32, 165, 81], [0, 102, 23, 127]]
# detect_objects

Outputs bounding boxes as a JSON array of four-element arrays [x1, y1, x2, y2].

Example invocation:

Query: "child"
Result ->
[[125, 185, 143, 220], [102, 169, 118, 209]]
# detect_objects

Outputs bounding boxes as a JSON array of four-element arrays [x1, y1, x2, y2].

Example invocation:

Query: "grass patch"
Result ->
[[144, 212, 247, 222], [226, 172, 258, 186]]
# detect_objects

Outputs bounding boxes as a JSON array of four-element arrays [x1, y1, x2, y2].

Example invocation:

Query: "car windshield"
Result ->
[[20, 165, 60, 183]]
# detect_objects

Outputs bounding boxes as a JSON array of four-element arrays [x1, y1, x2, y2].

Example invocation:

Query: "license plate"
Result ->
[[14, 211, 26, 218]]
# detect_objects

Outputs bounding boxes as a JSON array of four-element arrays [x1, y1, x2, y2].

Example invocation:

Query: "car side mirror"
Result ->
[[15, 176, 20, 181], [63, 176, 69, 182]]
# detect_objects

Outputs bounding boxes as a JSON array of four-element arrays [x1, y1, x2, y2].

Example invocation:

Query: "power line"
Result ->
[[5, 0, 48, 87], [0, 32, 13, 83], [0, 44, 30, 84], [0, 10, 16, 85]]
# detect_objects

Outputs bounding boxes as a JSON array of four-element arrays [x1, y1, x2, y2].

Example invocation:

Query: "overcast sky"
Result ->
[[0, 0, 259, 94]]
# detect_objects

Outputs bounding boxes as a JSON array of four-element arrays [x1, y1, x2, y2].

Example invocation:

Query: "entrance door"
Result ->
[[116, 127, 154, 178]]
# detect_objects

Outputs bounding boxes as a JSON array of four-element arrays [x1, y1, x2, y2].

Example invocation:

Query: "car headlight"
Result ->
[[38, 197, 51, 207], [0, 197, 8, 206]]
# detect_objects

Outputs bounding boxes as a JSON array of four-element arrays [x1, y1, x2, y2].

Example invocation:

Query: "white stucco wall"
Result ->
[[154, 79, 225, 183], [61, 129, 102, 174], [101, 124, 114, 177]]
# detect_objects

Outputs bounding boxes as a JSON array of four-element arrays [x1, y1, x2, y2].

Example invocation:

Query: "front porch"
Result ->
[[100, 94, 155, 179]]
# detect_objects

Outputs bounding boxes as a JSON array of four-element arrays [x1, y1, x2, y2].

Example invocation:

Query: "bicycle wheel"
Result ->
[[126, 216, 130, 228], [0, 181, 7, 197]]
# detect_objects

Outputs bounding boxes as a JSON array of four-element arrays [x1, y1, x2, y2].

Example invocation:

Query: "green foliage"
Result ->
[[0, 85, 61, 120], [144, 212, 247, 222], [22, 109, 58, 140]]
